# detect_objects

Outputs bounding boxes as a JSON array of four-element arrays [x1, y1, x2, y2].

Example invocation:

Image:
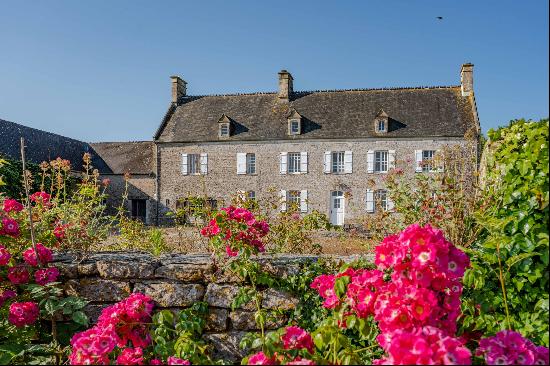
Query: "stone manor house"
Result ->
[[0, 64, 479, 226]]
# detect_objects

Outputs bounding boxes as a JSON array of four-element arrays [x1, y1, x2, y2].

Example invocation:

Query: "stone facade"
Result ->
[[53, 251, 369, 362], [100, 174, 157, 222], [155, 138, 470, 224]]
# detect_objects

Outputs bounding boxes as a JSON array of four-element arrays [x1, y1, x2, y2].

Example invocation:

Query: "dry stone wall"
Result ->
[[53, 251, 370, 362]]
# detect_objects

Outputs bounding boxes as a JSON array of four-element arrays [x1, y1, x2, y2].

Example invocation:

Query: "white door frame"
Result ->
[[329, 191, 345, 226]]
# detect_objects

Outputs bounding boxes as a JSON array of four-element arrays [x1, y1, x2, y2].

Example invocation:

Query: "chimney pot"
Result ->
[[278, 70, 293, 102], [460, 63, 474, 97], [170, 75, 187, 103]]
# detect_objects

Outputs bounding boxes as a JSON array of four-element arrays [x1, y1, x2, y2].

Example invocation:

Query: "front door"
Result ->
[[330, 191, 345, 226], [131, 199, 147, 222]]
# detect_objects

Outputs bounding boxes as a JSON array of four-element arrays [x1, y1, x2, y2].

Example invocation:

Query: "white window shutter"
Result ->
[[181, 154, 188, 175], [344, 151, 353, 174], [387, 196, 395, 212], [280, 152, 288, 175], [300, 190, 308, 213], [236, 153, 246, 174], [366, 189, 374, 213], [200, 153, 208, 175], [280, 190, 287, 212], [324, 151, 331, 173], [367, 150, 374, 173], [436, 149, 444, 172], [415, 150, 423, 173], [388, 150, 396, 170], [300, 152, 308, 173]]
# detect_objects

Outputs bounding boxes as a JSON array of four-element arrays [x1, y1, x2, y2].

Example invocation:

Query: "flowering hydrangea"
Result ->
[[7, 265, 30, 284], [200, 206, 269, 256], [3, 198, 24, 213], [69, 293, 155, 365], [8, 301, 40, 327], [0, 245, 11, 265], [22, 243, 53, 266], [1, 217, 20, 237], [476, 330, 549, 365], [281, 326, 314, 354], [34, 267, 60, 285]]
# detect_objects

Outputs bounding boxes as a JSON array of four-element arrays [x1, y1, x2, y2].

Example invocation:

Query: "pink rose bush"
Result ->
[[200, 206, 269, 257], [309, 224, 472, 364], [476, 330, 549, 365], [246, 326, 316, 365], [8, 301, 40, 327], [69, 293, 193, 365]]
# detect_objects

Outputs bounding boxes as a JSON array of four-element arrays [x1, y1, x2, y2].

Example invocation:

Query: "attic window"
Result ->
[[290, 120, 300, 135], [374, 109, 389, 134], [219, 123, 230, 137]]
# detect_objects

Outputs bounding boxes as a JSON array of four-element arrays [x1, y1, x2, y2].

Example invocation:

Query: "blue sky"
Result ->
[[0, 0, 548, 142]]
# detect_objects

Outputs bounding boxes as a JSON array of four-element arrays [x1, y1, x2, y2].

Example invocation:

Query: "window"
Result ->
[[130, 199, 147, 222], [289, 120, 300, 135], [188, 154, 200, 174], [246, 191, 256, 201], [288, 152, 301, 174], [246, 153, 256, 174], [422, 150, 436, 172], [374, 151, 388, 173], [219, 123, 229, 137], [287, 190, 301, 205], [377, 119, 386, 132], [331, 152, 345, 173], [375, 190, 388, 211]]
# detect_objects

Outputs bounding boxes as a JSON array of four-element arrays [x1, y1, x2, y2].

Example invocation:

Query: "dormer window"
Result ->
[[374, 109, 389, 134], [287, 109, 302, 136], [290, 120, 300, 135], [218, 114, 232, 139], [219, 123, 230, 137]]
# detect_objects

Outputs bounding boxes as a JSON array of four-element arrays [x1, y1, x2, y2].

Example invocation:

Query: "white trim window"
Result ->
[[374, 151, 388, 173], [182, 153, 204, 175], [331, 152, 345, 173], [281, 152, 308, 174], [280, 190, 308, 213], [415, 150, 441, 173], [246, 190, 256, 201], [377, 119, 386, 132], [366, 189, 394, 212], [246, 153, 256, 174], [288, 153, 301, 174], [289, 120, 300, 135]]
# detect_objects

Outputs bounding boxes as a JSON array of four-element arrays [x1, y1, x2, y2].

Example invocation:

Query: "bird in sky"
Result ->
[[436, 16, 443, 20]]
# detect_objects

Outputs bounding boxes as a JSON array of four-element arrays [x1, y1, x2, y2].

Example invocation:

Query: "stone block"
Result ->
[[78, 262, 98, 276], [55, 263, 78, 279], [97, 260, 156, 279], [64, 278, 131, 302], [204, 284, 254, 310], [205, 307, 229, 332], [261, 288, 299, 310], [229, 310, 287, 331], [133, 282, 204, 307], [155, 263, 211, 282], [203, 331, 251, 363]]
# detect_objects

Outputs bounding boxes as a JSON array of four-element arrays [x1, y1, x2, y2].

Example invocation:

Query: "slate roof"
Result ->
[[0, 118, 153, 175], [89, 142, 154, 175], [155, 86, 478, 142]]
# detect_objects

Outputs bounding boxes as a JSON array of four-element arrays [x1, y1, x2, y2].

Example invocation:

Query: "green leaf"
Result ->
[[71, 311, 89, 326]]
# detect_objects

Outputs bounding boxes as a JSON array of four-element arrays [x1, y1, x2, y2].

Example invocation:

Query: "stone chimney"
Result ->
[[460, 63, 474, 97], [278, 70, 293, 102], [170, 75, 187, 104]]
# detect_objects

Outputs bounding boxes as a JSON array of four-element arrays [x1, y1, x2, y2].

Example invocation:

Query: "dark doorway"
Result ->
[[131, 199, 147, 222]]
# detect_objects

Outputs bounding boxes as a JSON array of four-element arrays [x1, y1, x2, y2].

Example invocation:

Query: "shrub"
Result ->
[[461, 119, 549, 347]]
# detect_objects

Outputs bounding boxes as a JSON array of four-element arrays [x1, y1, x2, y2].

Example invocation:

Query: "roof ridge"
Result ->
[[90, 140, 153, 144], [181, 85, 461, 98]]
